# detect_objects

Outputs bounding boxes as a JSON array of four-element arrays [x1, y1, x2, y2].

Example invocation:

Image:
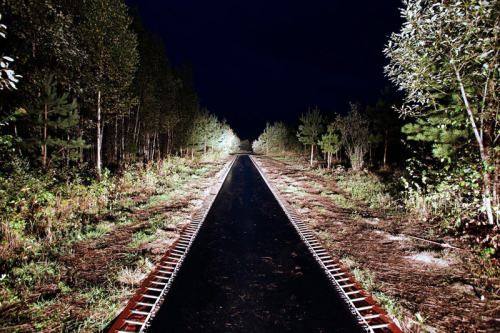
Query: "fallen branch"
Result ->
[[400, 233, 460, 250]]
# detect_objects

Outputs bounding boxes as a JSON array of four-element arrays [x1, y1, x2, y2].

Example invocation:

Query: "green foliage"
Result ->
[[0, 108, 23, 164], [384, 0, 500, 225], [364, 86, 404, 167], [332, 103, 370, 170], [253, 121, 299, 155], [318, 126, 341, 155], [0, 1, 231, 173], [189, 109, 239, 157], [28, 74, 87, 168], [401, 154, 482, 228], [336, 171, 395, 210], [318, 124, 341, 169], [0, 157, 117, 253], [297, 107, 324, 146], [297, 107, 324, 166], [0, 12, 21, 90]]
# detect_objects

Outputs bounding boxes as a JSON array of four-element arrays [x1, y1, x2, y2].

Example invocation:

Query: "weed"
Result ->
[[331, 194, 354, 209], [410, 312, 430, 333], [117, 266, 145, 286], [0, 155, 227, 330], [10, 260, 63, 290], [83, 221, 113, 240], [335, 171, 396, 210], [340, 256, 408, 325], [129, 227, 161, 248], [72, 284, 132, 331], [373, 291, 404, 320]]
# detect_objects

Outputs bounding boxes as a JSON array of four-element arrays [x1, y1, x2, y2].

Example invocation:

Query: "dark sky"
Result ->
[[125, 0, 403, 141]]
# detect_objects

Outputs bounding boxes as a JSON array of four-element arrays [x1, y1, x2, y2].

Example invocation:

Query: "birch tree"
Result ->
[[79, 0, 138, 177], [384, 0, 500, 225]]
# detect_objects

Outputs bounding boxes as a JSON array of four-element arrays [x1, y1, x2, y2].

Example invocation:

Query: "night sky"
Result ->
[[125, 0, 403, 141]]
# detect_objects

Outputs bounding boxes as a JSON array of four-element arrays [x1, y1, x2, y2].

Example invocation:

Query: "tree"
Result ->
[[38, 74, 85, 169], [318, 124, 341, 169], [187, 109, 238, 157], [78, 0, 138, 177], [268, 121, 289, 153], [0, 13, 21, 90], [333, 103, 370, 171], [297, 107, 324, 166], [252, 134, 266, 154], [365, 86, 404, 168], [239, 139, 252, 152], [384, 0, 500, 225], [0, 11, 22, 166]]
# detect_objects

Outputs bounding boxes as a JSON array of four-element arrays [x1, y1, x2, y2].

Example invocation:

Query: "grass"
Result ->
[[0, 155, 228, 331], [129, 226, 162, 248], [331, 194, 355, 209], [273, 154, 398, 211], [339, 256, 414, 330], [332, 171, 396, 210]]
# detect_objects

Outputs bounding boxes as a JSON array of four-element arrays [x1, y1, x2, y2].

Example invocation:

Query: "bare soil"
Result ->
[[253, 155, 500, 333]]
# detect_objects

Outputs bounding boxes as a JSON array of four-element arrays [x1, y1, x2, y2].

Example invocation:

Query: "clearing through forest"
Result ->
[[111, 155, 398, 332]]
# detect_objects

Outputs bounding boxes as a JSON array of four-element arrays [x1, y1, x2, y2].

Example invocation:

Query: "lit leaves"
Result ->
[[0, 12, 21, 90]]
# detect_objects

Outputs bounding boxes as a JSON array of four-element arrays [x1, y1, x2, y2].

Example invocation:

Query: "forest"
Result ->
[[0, 0, 239, 330], [0, 0, 499, 332]]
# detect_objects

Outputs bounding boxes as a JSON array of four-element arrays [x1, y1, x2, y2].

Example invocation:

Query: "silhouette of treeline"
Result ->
[[0, 0, 239, 176]]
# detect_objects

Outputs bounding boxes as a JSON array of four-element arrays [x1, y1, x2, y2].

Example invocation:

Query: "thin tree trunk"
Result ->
[[494, 156, 499, 225], [114, 116, 118, 163], [455, 65, 495, 225], [67, 134, 70, 167], [43, 102, 47, 169], [310, 144, 314, 167], [121, 113, 125, 163], [383, 139, 388, 168], [133, 101, 140, 143], [97, 90, 102, 178]]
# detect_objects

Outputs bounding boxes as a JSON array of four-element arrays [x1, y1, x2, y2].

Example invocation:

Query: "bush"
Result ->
[[334, 170, 397, 210]]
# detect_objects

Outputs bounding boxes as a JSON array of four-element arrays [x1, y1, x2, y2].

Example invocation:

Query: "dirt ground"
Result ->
[[0, 158, 230, 332], [253, 155, 500, 333]]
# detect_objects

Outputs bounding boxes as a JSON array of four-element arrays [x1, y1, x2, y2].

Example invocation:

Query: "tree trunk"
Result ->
[[455, 65, 495, 225], [43, 102, 47, 169], [97, 90, 102, 178], [133, 101, 140, 144], [121, 113, 125, 163], [310, 144, 314, 167], [494, 156, 499, 225], [383, 139, 388, 168], [114, 115, 118, 163]]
